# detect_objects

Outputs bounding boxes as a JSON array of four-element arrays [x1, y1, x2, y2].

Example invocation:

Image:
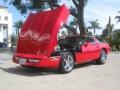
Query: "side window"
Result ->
[[5, 16, 8, 21], [86, 37, 96, 44]]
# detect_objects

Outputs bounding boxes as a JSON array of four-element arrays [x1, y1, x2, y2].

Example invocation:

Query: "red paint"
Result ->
[[17, 5, 69, 57], [13, 53, 61, 68], [75, 37, 110, 64], [12, 5, 110, 70], [13, 5, 69, 69]]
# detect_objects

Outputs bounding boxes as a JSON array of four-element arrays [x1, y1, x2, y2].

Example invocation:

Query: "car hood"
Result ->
[[16, 5, 69, 56]]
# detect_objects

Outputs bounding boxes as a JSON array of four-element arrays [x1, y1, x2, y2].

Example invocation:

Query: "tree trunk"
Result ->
[[77, 7, 86, 36], [72, 0, 86, 36], [94, 28, 96, 36], [64, 24, 77, 35]]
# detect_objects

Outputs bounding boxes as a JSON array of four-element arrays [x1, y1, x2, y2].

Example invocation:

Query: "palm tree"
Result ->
[[13, 20, 23, 36], [115, 11, 120, 23], [106, 16, 114, 37], [102, 17, 114, 38], [88, 19, 101, 36]]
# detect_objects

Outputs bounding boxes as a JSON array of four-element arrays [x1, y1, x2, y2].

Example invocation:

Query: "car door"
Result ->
[[76, 37, 100, 64]]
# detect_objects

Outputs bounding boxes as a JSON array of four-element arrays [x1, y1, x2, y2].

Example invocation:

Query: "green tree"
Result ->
[[64, 18, 78, 35], [102, 17, 114, 38], [105, 29, 120, 51], [69, 18, 78, 30], [115, 11, 120, 23], [102, 24, 114, 38], [13, 20, 23, 36], [88, 19, 101, 36], [86, 31, 92, 36], [112, 29, 120, 50], [10, 0, 88, 35]]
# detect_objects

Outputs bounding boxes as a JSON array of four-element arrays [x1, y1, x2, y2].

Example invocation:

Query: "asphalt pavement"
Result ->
[[0, 49, 120, 90], [0, 47, 15, 64]]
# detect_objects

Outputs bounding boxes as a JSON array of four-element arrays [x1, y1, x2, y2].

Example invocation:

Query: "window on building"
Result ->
[[5, 16, 8, 20], [3, 26, 8, 41], [0, 16, 1, 20]]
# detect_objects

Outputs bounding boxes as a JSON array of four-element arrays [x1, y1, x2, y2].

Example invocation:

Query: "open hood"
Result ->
[[17, 5, 69, 56]]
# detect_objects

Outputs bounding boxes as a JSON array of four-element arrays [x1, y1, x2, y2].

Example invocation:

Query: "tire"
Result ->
[[58, 52, 74, 74], [96, 49, 107, 64]]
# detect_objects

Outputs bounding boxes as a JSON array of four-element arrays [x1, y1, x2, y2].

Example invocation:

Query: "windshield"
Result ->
[[58, 36, 85, 46]]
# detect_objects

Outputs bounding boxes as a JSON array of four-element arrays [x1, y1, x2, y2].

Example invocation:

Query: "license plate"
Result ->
[[19, 58, 26, 65]]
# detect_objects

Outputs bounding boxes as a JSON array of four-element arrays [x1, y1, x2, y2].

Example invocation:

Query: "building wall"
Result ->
[[0, 6, 12, 43]]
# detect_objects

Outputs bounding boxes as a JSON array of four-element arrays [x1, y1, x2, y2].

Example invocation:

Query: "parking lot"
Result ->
[[0, 49, 120, 90]]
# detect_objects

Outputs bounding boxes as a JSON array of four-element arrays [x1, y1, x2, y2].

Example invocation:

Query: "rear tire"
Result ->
[[58, 52, 74, 74], [96, 49, 107, 64]]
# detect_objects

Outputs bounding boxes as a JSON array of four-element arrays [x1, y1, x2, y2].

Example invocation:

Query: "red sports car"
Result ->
[[12, 5, 110, 73]]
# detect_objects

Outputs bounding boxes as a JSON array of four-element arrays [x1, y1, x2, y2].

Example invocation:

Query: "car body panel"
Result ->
[[13, 53, 61, 68], [17, 5, 69, 57], [58, 36, 110, 65], [75, 37, 110, 64], [75, 44, 100, 63]]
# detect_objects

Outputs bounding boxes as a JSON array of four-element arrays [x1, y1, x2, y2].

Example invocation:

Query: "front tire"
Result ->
[[96, 49, 107, 64], [58, 52, 74, 74]]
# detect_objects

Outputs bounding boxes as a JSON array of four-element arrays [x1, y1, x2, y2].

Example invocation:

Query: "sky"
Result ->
[[0, 0, 120, 35], [85, 0, 120, 30]]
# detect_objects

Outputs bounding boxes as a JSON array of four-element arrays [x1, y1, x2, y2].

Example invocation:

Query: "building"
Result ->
[[0, 5, 12, 44]]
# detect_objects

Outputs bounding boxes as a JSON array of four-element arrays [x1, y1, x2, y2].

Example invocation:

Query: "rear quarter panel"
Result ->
[[101, 42, 111, 54]]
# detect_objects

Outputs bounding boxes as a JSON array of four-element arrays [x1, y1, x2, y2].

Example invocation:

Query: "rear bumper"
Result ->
[[12, 53, 61, 69]]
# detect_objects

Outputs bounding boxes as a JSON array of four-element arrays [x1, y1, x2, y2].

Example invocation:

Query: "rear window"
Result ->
[[59, 37, 85, 46]]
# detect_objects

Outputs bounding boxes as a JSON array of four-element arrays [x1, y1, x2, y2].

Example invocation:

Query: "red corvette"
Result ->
[[12, 5, 110, 73]]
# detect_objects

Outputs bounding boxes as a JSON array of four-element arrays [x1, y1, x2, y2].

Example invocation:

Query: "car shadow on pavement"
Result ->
[[0, 61, 98, 77], [0, 66, 59, 77]]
